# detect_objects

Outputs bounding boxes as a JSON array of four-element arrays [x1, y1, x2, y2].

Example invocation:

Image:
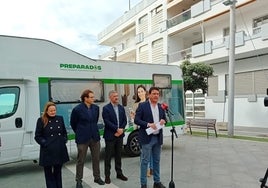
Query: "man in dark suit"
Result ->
[[71, 89, 105, 188], [134, 87, 166, 188], [102, 90, 128, 184]]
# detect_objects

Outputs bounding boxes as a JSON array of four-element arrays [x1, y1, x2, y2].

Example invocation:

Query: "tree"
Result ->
[[180, 60, 213, 94], [180, 60, 214, 118]]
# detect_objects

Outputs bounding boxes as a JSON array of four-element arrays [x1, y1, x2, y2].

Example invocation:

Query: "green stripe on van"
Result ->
[[38, 77, 183, 85]]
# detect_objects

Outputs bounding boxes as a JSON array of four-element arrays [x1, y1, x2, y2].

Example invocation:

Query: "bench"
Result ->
[[187, 118, 217, 138]]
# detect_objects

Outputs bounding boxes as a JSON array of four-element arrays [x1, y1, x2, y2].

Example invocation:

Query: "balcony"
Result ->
[[167, 10, 191, 28], [168, 48, 192, 63], [167, 23, 268, 64], [98, 0, 157, 43]]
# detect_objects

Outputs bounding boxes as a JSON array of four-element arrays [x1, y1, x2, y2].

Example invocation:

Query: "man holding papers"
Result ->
[[134, 87, 166, 188]]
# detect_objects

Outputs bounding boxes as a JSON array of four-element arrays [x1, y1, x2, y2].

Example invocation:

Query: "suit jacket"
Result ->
[[134, 100, 166, 145], [70, 103, 101, 144], [102, 103, 127, 141]]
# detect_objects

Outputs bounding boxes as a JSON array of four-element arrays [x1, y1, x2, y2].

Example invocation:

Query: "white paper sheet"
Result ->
[[146, 122, 163, 135]]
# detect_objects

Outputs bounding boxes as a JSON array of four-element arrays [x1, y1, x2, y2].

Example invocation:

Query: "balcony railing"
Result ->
[[167, 0, 222, 29], [98, 0, 157, 40], [167, 24, 267, 64], [167, 10, 191, 29], [168, 48, 192, 63]]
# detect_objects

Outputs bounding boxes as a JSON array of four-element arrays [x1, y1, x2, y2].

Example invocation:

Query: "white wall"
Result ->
[[206, 97, 268, 128], [206, 53, 268, 128]]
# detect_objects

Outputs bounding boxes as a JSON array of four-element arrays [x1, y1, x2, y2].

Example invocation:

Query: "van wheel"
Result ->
[[125, 131, 140, 157]]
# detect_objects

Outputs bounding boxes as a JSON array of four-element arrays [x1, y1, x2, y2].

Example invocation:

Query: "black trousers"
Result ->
[[44, 164, 62, 188], [104, 137, 123, 177]]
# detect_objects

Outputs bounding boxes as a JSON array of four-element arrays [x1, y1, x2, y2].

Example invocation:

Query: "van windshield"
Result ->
[[0, 87, 20, 119]]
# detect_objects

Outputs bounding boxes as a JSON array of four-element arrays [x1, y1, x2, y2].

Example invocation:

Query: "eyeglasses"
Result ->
[[87, 96, 94, 98]]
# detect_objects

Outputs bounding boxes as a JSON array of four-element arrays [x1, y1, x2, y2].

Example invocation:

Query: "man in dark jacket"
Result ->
[[71, 89, 105, 188], [102, 90, 128, 184], [134, 87, 166, 188]]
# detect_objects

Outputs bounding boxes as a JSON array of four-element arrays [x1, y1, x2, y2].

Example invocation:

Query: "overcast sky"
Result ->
[[0, 0, 141, 59]]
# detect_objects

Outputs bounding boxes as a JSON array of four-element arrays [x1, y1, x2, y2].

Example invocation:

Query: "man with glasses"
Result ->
[[71, 89, 105, 188]]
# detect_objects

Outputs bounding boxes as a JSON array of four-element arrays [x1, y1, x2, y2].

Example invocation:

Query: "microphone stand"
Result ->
[[260, 168, 268, 188], [165, 109, 178, 188]]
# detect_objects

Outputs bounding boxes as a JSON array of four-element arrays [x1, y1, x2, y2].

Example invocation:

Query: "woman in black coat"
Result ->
[[35, 102, 69, 188]]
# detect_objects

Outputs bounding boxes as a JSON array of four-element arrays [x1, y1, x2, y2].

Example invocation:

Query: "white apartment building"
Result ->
[[98, 0, 268, 128]]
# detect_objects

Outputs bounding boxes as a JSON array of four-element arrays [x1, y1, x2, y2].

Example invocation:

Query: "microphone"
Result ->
[[161, 103, 174, 115], [161, 103, 168, 110]]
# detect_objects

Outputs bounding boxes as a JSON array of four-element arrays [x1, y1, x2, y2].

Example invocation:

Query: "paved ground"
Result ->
[[0, 127, 267, 188]]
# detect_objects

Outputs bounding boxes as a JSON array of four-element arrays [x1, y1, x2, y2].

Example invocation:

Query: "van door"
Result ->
[[0, 84, 25, 164]]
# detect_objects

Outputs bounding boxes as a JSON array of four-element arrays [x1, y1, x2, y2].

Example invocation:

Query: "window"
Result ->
[[139, 44, 148, 53], [225, 71, 268, 95], [223, 27, 230, 43], [0, 87, 20, 119], [139, 14, 148, 24], [254, 69, 268, 95], [49, 79, 104, 103], [207, 76, 218, 96], [152, 38, 162, 48], [223, 27, 230, 37], [136, 32, 144, 43], [153, 74, 172, 89], [253, 14, 268, 34], [253, 15, 268, 27], [151, 5, 162, 16]]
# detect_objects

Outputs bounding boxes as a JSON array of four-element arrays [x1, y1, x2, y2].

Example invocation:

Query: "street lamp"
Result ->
[[223, 0, 236, 136], [223, 0, 236, 6]]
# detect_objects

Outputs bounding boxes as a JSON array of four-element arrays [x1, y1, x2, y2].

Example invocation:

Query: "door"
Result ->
[[0, 84, 25, 164]]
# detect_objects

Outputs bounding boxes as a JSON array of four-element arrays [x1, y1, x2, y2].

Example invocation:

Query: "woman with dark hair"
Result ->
[[134, 85, 147, 104], [35, 102, 69, 188], [131, 85, 153, 177], [131, 85, 147, 126]]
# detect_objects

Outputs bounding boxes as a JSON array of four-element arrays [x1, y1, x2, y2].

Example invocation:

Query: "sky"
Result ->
[[0, 0, 141, 59]]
